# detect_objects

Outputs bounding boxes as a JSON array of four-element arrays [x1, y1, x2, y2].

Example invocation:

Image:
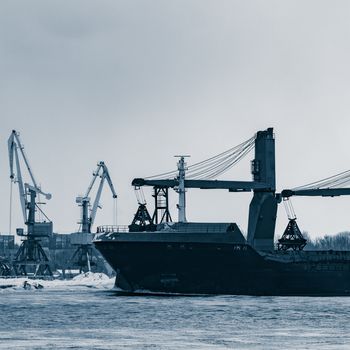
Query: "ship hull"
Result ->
[[95, 239, 350, 296]]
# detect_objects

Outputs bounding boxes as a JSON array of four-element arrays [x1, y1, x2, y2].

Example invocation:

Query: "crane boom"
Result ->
[[77, 161, 117, 233], [90, 162, 117, 227], [90, 176, 105, 227], [103, 163, 118, 198], [13, 142, 26, 220], [84, 162, 117, 197], [84, 163, 101, 198], [281, 188, 350, 198], [131, 178, 271, 191], [8, 130, 37, 187], [8, 130, 52, 223]]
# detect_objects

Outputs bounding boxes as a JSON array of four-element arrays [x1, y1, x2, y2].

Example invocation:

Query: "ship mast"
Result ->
[[175, 156, 189, 223]]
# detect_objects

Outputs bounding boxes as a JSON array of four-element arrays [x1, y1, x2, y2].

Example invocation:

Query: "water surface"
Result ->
[[0, 287, 349, 349]]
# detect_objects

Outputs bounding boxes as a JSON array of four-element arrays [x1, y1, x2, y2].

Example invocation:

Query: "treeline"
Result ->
[[304, 231, 350, 251]]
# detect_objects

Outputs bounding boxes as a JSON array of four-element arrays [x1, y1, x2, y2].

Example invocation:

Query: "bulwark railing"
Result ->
[[96, 225, 129, 234]]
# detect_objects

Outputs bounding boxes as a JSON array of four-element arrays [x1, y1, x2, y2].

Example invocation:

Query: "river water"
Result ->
[[0, 281, 349, 349]]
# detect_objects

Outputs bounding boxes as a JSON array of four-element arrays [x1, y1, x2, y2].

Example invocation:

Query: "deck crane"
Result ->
[[278, 170, 350, 250], [132, 128, 277, 251], [128, 186, 154, 232], [277, 197, 307, 251], [8, 130, 53, 277], [70, 161, 117, 273]]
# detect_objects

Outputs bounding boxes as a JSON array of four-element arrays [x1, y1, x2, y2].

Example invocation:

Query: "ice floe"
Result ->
[[0, 272, 115, 291]]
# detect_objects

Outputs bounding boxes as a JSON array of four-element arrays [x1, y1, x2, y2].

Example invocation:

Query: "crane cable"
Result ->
[[113, 197, 117, 226], [134, 186, 146, 205], [187, 139, 254, 179], [283, 197, 296, 220], [293, 169, 350, 191], [187, 136, 255, 179], [9, 181, 13, 235], [145, 135, 255, 181]]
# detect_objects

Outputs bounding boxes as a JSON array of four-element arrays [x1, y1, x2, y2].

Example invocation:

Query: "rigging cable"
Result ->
[[9, 180, 13, 235], [35, 203, 51, 222], [144, 135, 255, 181], [134, 186, 146, 205], [188, 140, 254, 179], [113, 196, 118, 226], [293, 169, 350, 190], [283, 197, 296, 220]]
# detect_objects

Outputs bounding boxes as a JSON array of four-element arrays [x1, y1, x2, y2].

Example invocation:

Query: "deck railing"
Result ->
[[96, 225, 129, 234]]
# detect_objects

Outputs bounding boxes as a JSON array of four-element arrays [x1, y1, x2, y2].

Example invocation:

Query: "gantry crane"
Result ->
[[8, 130, 53, 277], [70, 161, 117, 272]]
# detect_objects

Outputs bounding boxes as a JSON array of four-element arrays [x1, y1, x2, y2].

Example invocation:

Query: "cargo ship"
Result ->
[[94, 128, 350, 296]]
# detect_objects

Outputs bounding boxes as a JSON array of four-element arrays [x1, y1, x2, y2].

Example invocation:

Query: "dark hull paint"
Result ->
[[95, 240, 350, 296]]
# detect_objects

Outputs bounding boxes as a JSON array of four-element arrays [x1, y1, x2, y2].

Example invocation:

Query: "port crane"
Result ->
[[8, 130, 53, 277], [70, 161, 117, 272]]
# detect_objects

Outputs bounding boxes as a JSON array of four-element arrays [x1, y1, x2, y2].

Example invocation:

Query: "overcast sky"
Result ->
[[1, 0, 350, 240]]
